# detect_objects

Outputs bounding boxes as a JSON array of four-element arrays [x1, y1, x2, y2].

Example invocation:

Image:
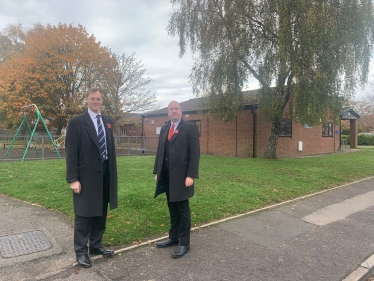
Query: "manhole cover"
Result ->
[[0, 230, 52, 258]]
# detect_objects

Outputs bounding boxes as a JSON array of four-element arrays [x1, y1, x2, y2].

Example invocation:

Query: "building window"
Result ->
[[279, 119, 292, 136], [121, 129, 127, 136], [188, 120, 201, 136], [322, 122, 333, 137]]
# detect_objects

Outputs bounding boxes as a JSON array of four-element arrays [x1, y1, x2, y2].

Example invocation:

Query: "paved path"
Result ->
[[1, 178, 374, 280]]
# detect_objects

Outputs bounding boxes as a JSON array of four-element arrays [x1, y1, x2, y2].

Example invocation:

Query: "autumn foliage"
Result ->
[[0, 23, 156, 134], [0, 23, 116, 134]]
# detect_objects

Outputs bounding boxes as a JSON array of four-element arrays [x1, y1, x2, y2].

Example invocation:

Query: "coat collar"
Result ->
[[84, 111, 100, 150], [169, 119, 184, 143]]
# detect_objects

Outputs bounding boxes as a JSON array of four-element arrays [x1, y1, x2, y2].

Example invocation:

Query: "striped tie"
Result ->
[[96, 115, 107, 162]]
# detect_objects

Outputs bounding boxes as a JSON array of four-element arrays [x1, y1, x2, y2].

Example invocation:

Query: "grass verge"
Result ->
[[0, 147, 373, 247]]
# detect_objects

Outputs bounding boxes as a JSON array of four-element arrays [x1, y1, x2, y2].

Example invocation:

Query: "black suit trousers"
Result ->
[[74, 160, 110, 255], [162, 168, 191, 246]]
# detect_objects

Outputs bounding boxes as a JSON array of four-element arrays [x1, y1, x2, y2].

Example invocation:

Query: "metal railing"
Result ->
[[0, 135, 159, 161], [115, 136, 158, 156]]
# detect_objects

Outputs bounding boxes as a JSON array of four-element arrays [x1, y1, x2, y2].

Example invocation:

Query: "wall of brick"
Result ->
[[276, 122, 339, 158], [117, 125, 142, 136], [143, 115, 170, 137], [142, 109, 340, 158], [254, 113, 340, 158], [236, 111, 254, 157], [205, 111, 254, 157]]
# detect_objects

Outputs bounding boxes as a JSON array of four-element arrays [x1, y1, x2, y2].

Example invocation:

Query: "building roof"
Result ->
[[341, 107, 361, 120], [125, 112, 143, 118], [142, 88, 357, 120], [119, 112, 143, 125], [142, 89, 260, 118], [141, 97, 205, 117]]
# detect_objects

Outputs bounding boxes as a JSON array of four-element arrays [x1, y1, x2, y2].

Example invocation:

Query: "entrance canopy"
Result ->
[[341, 107, 360, 120], [340, 107, 360, 149]]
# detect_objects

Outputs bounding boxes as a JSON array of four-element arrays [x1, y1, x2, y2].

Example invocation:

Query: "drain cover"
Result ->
[[0, 230, 52, 258]]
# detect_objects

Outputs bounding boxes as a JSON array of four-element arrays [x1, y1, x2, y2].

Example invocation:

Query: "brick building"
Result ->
[[117, 113, 142, 137], [141, 91, 357, 158]]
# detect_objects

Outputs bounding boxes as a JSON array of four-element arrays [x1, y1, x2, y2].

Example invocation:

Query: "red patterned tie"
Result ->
[[168, 123, 175, 141]]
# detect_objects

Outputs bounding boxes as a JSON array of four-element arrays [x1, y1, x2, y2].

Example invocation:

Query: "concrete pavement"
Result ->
[[1, 178, 374, 280]]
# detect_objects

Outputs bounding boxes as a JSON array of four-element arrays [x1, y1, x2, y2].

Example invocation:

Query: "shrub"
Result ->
[[358, 133, 374, 145], [341, 134, 350, 146]]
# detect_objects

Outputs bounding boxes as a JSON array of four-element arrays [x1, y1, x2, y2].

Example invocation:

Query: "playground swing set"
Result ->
[[5, 104, 61, 161]]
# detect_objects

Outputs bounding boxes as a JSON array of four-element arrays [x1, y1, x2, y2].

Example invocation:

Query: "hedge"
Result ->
[[357, 134, 374, 145]]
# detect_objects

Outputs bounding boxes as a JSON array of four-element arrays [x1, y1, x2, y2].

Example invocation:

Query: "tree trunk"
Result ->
[[56, 123, 63, 136], [264, 120, 281, 159]]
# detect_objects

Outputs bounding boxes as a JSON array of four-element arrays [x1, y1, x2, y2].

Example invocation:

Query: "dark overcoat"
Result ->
[[153, 119, 200, 202], [65, 111, 118, 217]]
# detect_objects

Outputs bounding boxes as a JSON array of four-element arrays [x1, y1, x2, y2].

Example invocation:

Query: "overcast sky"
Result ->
[[0, 0, 204, 109], [0, 0, 371, 110]]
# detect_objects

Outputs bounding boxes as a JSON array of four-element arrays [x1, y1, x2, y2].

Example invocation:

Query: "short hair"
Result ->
[[168, 101, 182, 110], [86, 88, 104, 98]]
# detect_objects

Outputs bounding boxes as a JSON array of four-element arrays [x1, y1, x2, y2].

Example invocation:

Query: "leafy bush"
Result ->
[[341, 134, 350, 145], [358, 133, 374, 145]]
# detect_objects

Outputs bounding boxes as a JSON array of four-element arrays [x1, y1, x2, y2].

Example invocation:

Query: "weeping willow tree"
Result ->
[[167, 0, 374, 158]]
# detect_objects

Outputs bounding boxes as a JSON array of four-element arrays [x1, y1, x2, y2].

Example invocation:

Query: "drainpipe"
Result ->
[[141, 115, 145, 149], [339, 118, 342, 150], [236, 115, 238, 157], [207, 117, 209, 154], [251, 107, 257, 158], [333, 122, 335, 152]]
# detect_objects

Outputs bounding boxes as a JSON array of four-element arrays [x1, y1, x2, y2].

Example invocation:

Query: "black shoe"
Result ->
[[89, 246, 114, 256], [156, 239, 179, 248], [76, 254, 92, 268], [171, 245, 190, 258]]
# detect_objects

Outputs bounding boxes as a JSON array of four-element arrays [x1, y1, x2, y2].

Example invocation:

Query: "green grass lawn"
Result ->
[[0, 147, 373, 247]]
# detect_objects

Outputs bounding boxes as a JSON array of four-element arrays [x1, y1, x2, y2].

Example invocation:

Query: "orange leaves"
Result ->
[[0, 55, 34, 120], [0, 23, 116, 132]]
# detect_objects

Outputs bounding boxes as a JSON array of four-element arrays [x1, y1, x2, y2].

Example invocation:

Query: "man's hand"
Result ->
[[154, 175, 157, 182], [70, 181, 81, 194], [185, 177, 194, 187]]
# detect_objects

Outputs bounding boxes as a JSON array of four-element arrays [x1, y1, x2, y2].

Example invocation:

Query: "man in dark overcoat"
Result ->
[[153, 101, 200, 258], [65, 88, 118, 268]]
